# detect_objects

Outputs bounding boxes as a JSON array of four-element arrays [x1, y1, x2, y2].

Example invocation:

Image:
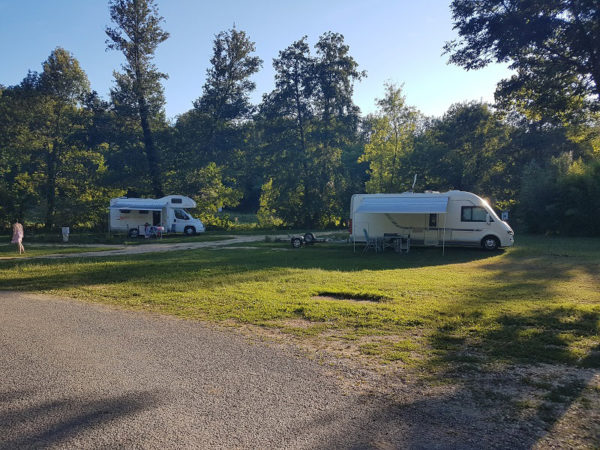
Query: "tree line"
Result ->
[[1, 0, 599, 235]]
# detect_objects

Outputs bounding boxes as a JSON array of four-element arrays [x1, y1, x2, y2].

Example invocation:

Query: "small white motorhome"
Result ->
[[350, 191, 514, 250], [109, 195, 205, 237]]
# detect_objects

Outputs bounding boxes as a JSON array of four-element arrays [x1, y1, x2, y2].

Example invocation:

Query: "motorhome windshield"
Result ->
[[174, 209, 190, 220]]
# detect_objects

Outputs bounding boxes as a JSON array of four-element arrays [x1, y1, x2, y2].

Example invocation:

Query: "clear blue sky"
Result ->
[[0, 0, 512, 119]]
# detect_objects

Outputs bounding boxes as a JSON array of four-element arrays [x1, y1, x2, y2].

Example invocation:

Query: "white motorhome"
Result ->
[[350, 191, 514, 250], [109, 195, 205, 237]]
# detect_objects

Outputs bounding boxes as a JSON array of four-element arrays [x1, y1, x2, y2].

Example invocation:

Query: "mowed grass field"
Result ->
[[0, 244, 119, 258], [0, 234, 598, 372]]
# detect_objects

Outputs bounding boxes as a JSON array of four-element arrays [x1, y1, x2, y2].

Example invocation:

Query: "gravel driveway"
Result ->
[[1, 291, 418, 449], [1, 235, 268, 260]]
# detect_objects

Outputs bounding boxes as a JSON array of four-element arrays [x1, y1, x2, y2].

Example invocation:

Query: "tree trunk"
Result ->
[[45, 144, 57, 230], [138, 96, 164, 197]]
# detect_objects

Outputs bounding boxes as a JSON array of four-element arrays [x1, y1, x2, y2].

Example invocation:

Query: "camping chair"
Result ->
[[362, 229, 379, 254]]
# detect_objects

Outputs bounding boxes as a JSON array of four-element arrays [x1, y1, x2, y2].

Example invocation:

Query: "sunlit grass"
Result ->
[[0, 235, 598, 370]]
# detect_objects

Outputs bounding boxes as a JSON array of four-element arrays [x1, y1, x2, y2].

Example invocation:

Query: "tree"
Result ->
[[359, 83, 420, 193], [0, 49, 116, 229], [195, 28, 263, 123], [190, 27, 262, 168], [258, 33, 364, 227], [444, 0, 600, 120], [165, 28, 261, 217], [106, 0, 169, 196]]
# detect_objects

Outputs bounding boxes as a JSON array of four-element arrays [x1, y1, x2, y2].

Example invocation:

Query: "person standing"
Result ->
[[11, 220, 25, 254]]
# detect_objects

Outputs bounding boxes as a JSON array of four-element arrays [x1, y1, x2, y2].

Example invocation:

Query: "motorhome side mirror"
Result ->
[[486, 213, 491, 224]]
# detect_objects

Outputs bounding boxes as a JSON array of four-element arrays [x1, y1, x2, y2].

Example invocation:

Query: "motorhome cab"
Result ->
[[109, 195, 205, 237], [350, 190, 514, 250]]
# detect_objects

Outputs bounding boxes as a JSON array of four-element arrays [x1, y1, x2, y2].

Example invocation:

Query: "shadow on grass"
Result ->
[[425, 236, 600, 445], [0, 244, 499, 292]]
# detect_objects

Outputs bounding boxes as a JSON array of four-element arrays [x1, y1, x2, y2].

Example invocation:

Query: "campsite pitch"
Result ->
[[0, 234, 598, 446]]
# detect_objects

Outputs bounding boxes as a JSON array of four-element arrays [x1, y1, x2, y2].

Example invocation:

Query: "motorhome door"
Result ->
[[173, 209, 191, 233]]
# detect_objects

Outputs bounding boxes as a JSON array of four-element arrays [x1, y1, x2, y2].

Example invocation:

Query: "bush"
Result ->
[[517, 155, 600, 235]]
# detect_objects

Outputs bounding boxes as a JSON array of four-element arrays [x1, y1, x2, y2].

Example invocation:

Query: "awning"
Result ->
[[355, 196, 449, 214], [109, 203, 166, 211]]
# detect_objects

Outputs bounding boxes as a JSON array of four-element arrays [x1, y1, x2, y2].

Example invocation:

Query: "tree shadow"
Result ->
[[0, 244, 499, 293], [424, 242, 600, 446], [0, 389, 164, 449], [286, 389, 549, 449]]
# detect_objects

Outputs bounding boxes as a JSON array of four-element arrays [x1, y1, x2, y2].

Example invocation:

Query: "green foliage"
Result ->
[[258, 33, 364, 227], [0, 48, 117, 229], [445, 0, 600, 120], [518, 154, 600, 235], [3, 12, 600, 237], [257, 179, 284, 227], [359, 83, 421, 193], [183, 162, 242, 220], [106, 0, 170, 196]]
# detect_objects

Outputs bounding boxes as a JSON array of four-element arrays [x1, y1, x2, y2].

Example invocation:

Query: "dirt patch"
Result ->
[[313, 292, 386, 303]]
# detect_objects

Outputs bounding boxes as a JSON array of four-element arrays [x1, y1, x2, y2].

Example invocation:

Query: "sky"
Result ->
[[0, 0, 513, 120]]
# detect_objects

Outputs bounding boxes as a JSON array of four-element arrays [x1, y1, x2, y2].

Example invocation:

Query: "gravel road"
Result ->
[[1, 235, 268, 260], [1, 291, 420, 449]]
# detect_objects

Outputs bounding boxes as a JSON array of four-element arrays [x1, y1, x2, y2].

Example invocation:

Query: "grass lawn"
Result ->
[[0, 234, 598, 370], [1, 233, 599, 440], [1, 233, 598, 443], [0, 244, 120, 258]]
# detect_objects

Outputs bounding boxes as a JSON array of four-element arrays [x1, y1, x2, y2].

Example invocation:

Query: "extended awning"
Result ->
[[355, 196, 449, 214], [109, 203, 166, 211]]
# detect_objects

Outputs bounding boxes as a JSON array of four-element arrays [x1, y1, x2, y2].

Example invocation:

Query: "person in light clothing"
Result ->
[[11, 220, 25, 254]]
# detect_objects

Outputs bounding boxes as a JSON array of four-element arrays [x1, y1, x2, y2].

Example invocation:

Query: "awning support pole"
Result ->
[[443, 214, 446, 256]]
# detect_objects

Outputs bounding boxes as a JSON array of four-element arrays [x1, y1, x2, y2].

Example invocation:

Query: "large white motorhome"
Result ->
[[109, 195, 205, 237], [350, 191, 514, 250]]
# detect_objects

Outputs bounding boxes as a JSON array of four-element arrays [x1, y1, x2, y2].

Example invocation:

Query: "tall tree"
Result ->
[[106, 0, 169, 196], [38, 48, 91, 228], [258, 33, 364, 227], [359, 83, 420, 193], [444, 0, 600, 120], [192, 27, 262, 166]]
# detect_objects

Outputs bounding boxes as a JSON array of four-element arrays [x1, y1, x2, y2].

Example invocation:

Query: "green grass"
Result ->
[[0, 234, 598, 371], [0, 232, 234, 246], [0, 244, 119, 258]]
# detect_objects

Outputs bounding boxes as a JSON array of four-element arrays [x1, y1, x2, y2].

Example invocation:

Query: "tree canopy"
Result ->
[[445, 0, 600, 120]]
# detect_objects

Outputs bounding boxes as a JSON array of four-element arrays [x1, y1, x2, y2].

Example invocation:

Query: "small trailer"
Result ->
[[109, 195, 205, 237], [290, 232, 324, 248], [350, 190, 514, 251]]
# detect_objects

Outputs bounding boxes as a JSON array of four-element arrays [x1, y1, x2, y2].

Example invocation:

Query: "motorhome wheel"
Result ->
[[482, 236, 500, 251], [184, 226, 196, 236], [128, 228, 139, 238], [291, 237, 303, 248]]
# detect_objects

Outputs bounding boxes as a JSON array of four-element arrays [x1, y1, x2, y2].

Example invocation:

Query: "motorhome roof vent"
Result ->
[[424, 190, 440, 194]]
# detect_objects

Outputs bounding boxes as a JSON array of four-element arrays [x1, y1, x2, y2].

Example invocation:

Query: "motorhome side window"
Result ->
[[174, 209, 187, 220], [461, 206, 490, 222], [171, 198, 182, 204], [429, 214, 437, 227]]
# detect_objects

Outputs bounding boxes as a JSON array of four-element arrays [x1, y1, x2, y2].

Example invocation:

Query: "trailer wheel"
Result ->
[[482, 235, 500, 251], [184, 226, 196, 236], [128, 228, 139, 238], [291, 237, 303, 248], [304, 232, 316, 244]]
